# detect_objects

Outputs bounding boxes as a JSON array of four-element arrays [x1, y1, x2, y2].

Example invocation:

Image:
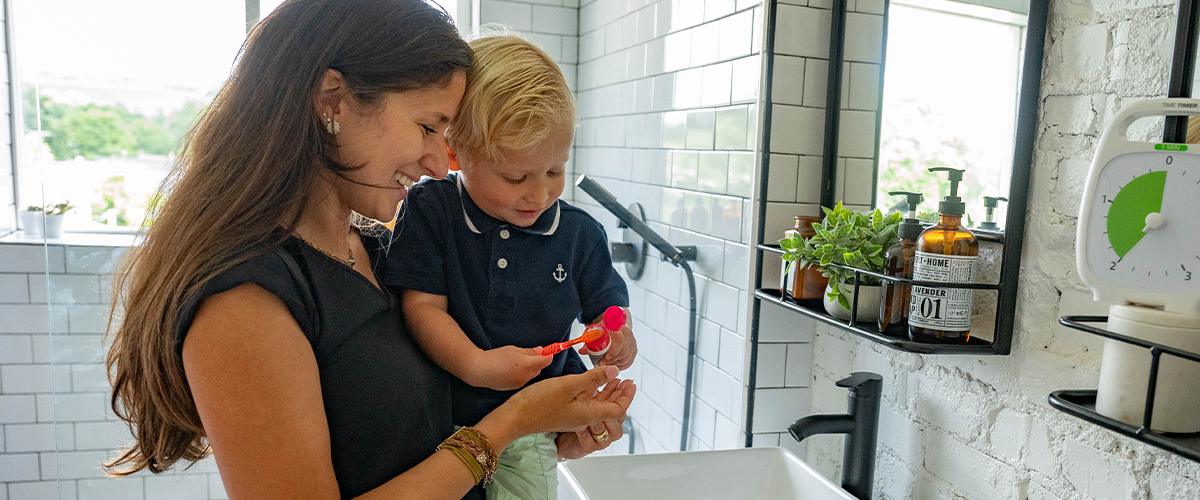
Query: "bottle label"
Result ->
[[908, 251, 976, 331]]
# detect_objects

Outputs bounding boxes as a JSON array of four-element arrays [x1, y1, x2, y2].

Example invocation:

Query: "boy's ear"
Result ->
[[447, 147, 460, 172]]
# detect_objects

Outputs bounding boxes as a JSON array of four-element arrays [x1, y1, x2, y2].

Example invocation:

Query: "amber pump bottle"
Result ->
[[908, 167, 979, 344], [879, 191, 923, 334]]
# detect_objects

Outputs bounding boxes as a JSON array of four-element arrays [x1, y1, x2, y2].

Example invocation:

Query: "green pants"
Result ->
[[486, 432, 559, 500]]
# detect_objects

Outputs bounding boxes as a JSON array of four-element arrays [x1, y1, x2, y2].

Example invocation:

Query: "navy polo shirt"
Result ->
[[386, 173, 629, 426]]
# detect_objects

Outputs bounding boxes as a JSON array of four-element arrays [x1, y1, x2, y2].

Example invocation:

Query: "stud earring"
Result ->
[[324, 113, 341, 135]]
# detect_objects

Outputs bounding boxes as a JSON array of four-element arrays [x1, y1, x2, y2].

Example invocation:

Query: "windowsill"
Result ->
[[0, 230, 140, 247]]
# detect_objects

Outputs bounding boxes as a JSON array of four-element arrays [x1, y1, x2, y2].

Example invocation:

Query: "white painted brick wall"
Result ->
[[758, 0, 1200, 498]]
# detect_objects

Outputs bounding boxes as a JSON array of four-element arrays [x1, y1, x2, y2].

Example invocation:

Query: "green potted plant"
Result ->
[[19, 205, 44, 237], [780, 202, 902, 322], [44, 201, 75, 239]]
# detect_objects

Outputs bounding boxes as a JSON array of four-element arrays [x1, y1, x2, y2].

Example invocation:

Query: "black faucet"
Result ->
[[788, 372, 882, 500]]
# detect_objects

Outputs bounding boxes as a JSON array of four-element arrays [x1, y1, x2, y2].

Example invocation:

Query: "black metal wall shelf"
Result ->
[[757, 243, 1008, 355], [755, 288, 998, 354], [1049, 316, 1200, 463], [1049, 391, 1200, 462]]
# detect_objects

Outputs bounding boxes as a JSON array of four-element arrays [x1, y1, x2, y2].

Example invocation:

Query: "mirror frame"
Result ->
[[1166, 0, 1200, 141], [818, 0, 1049, 353]]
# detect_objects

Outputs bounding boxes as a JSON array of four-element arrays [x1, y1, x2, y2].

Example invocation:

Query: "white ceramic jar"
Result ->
[[1095, 304, 1200, 432]]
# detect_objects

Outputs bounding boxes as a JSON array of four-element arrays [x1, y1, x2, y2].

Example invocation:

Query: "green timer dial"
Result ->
[[1084, 151, 1200, 294], [1107, 170, 1166, 259]]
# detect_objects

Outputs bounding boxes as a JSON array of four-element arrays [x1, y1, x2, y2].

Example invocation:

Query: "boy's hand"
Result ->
[[580, 307, 637, 370], [468, 345, 554, 391]]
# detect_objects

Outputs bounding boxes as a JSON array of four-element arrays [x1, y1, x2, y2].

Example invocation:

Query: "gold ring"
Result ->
[[591, 428, 610, 442]]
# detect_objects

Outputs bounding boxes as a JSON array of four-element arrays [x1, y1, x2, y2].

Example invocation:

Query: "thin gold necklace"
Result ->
[[295, 231, 356, 268]]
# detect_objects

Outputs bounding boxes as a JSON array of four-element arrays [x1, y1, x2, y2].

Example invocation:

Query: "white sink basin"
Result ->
[[557, 447, 856, 500]]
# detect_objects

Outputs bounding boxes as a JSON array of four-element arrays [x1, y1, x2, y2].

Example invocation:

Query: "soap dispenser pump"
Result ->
[[879, 191, 923, 334], [908, 167, 979, 344], [979, 196, 1008, 231]]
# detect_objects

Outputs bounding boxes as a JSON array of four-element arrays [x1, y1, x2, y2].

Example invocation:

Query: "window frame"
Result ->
[[5, 0, 22, 237]]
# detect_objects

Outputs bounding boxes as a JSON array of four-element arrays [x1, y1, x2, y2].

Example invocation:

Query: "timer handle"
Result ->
[[1111, 98, 1200, 143]]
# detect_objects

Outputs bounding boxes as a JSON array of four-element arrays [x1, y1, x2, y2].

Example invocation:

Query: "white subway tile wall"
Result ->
[[748, 0, 881, 453], [572, 0, 764, 454], [0, 243, 226, 498]]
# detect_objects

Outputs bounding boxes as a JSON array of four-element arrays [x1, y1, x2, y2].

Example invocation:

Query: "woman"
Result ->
[[103, 0, 636, 498]]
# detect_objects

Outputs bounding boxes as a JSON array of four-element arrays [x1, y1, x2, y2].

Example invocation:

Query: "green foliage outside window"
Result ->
[[60, 108, 136, 160], [23, 88, 202, 160]]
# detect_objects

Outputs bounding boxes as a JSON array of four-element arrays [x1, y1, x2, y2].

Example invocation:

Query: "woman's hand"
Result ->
[[580, 307, 637, 370], [556, 375, 635, 460], [479, 366, 635, 448]]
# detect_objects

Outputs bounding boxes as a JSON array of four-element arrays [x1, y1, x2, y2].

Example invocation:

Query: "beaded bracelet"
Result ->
[[438, 426, 499, 485]]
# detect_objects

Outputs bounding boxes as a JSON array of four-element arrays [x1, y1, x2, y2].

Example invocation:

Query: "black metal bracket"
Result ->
[[611, 202, 648, 279]]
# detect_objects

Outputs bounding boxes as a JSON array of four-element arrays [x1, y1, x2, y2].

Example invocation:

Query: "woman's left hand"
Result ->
[[556, 376, 636, 461], [581, 307, 637, 370]]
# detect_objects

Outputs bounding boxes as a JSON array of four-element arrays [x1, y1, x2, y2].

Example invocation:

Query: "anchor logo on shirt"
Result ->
[[553, 264, 567, 283]]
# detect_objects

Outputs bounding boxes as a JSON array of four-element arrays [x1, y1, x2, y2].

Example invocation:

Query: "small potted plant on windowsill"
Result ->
[[781, 202, 902, 322], [19, 205, 44, 237], [44, 201, 75, 239]]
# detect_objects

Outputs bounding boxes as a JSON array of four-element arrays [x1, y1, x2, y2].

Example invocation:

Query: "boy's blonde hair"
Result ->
[[447, 34, 577, 165]]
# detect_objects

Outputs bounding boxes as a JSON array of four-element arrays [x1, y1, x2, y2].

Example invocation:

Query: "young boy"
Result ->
[[385, 35, 631, 500]]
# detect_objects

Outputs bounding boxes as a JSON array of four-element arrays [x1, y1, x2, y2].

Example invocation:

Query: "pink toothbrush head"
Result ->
[[585, 306, 626, 355]]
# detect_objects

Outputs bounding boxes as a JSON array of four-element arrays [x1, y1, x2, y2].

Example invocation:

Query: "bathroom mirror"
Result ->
[[872, 0, 1035, 232]]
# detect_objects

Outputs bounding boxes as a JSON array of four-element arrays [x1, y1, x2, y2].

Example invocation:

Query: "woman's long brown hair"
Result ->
[[104, 0, 471, 475]]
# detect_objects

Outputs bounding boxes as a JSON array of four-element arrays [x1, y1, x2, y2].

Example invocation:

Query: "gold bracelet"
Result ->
[[456, 427, 498, 485], [438, 427, 498, 485], [440, 443, 484, 483]]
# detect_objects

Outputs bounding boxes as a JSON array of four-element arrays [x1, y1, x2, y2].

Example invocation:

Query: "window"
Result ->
[[876, 0, 1027, 225], [15, 0, 247, 232], [13, 0, 471, 234]]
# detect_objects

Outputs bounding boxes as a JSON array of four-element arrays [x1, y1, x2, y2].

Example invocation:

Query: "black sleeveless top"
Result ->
[[176, 234, 479, 499]]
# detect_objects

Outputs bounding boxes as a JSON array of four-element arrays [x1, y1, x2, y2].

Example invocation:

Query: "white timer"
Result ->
[[1076, 98, 1200, 432]]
